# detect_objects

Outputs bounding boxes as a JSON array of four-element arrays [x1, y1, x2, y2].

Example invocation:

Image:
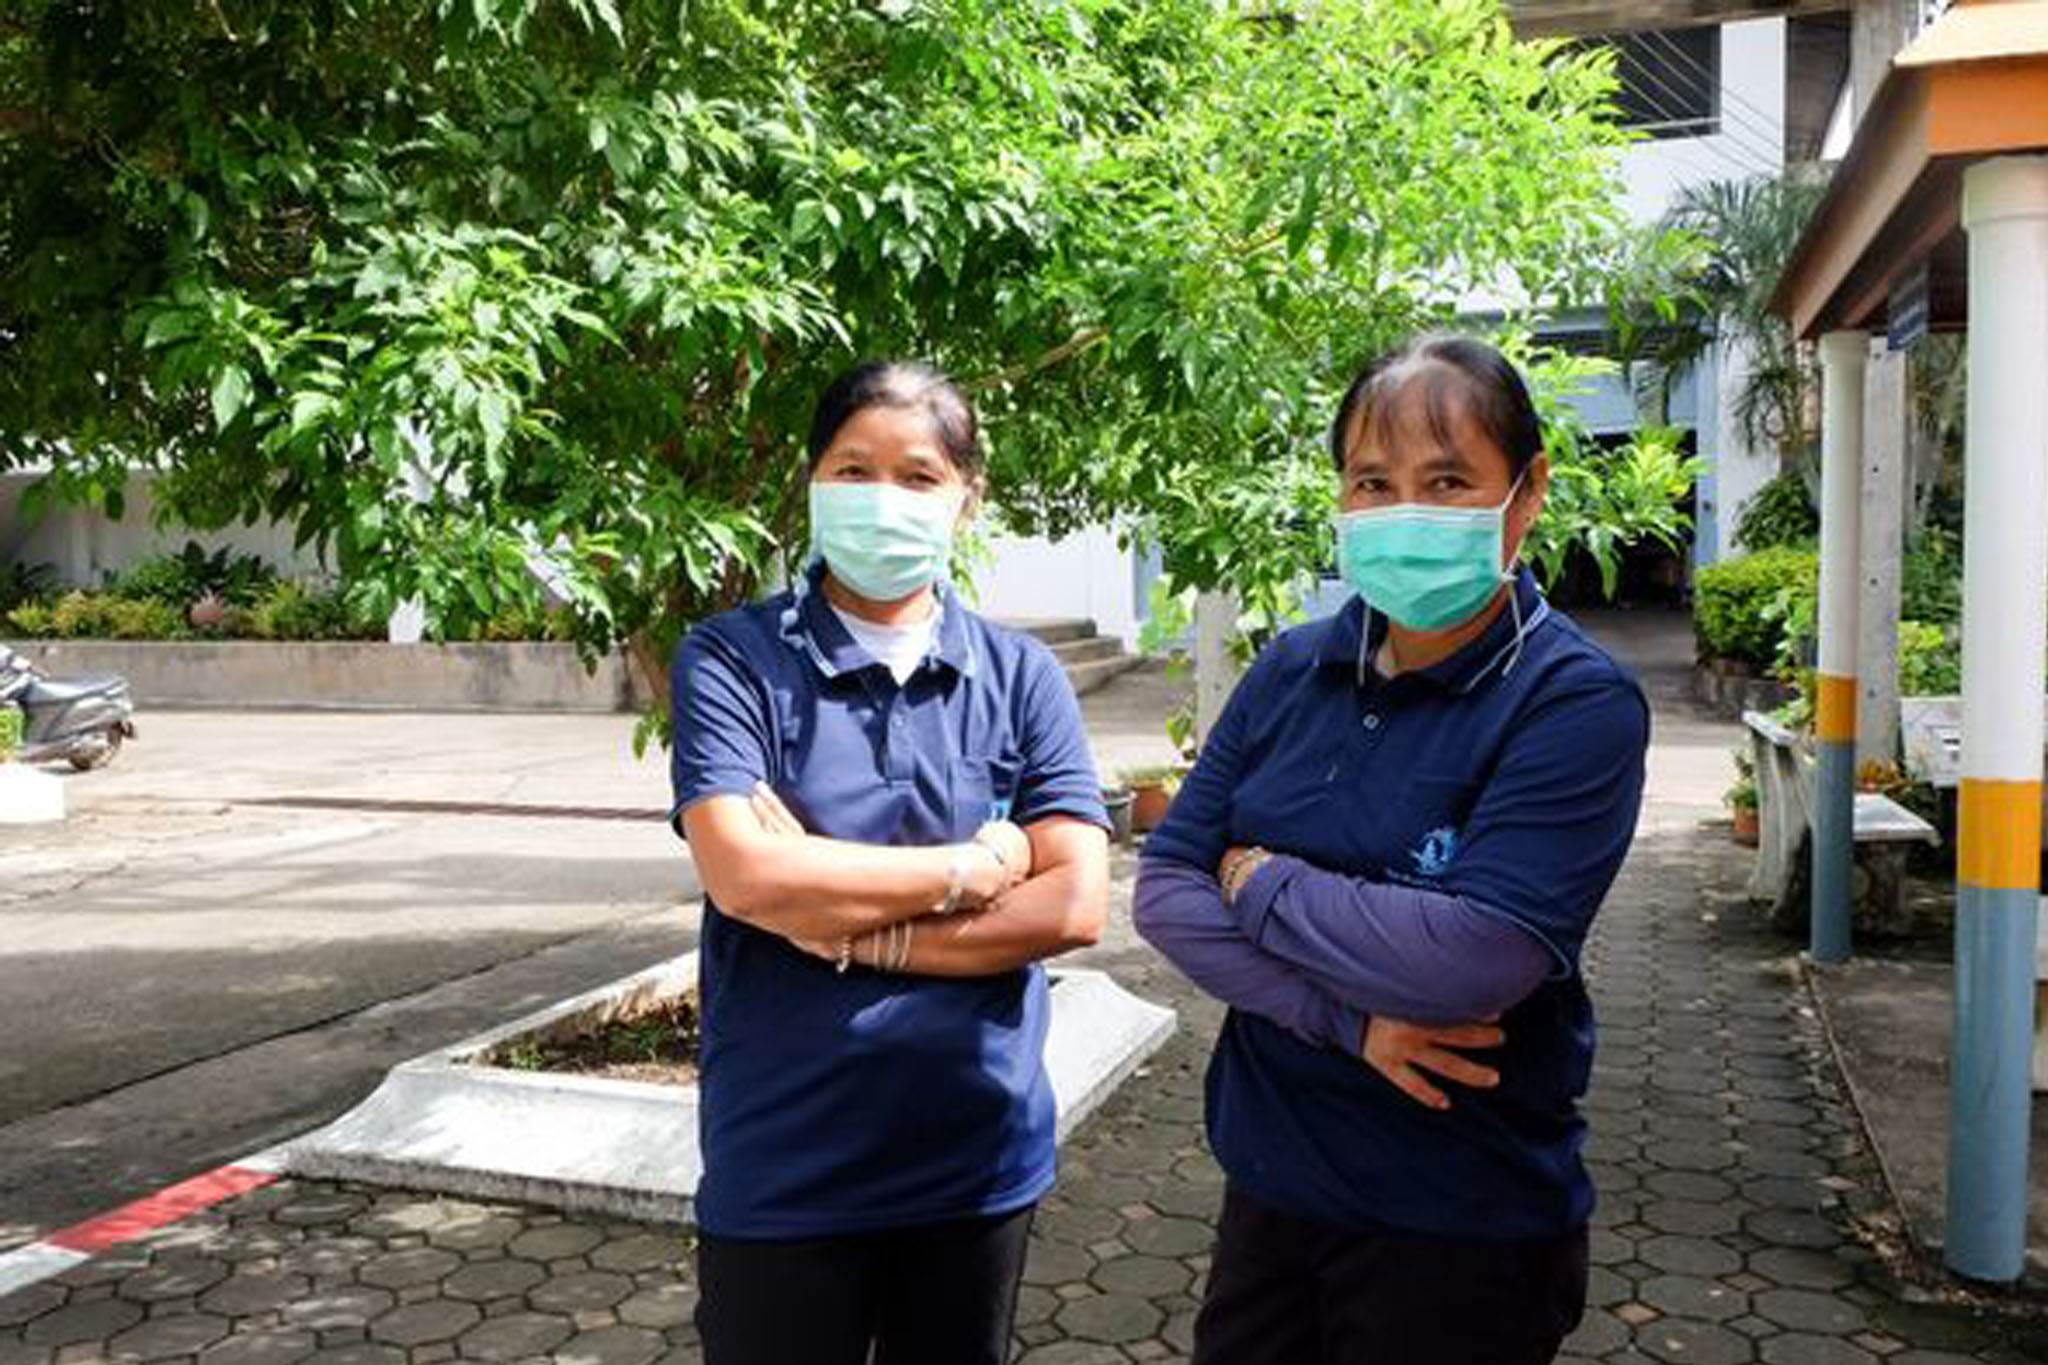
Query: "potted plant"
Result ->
[[1099, 782, 1135, 847], [1122, 765, 1183, 834], [1726, 749, 1759, 847]]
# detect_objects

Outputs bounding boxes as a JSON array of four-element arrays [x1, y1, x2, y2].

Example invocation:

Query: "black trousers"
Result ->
[[1193, 1184, 1588, 1365], [696, 1205, 1035, 1365]]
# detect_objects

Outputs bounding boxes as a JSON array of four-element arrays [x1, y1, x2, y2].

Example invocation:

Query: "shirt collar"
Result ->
[[1317, 566, 1549, 695], [780, 559, 977, 681]]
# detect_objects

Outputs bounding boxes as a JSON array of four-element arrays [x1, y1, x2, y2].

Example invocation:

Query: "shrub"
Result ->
[[6, 602, 53, 636], [1734, 472, 1818, 550], [110, 541, 277, 608], [1901, 526, 1962, 626], [0, 561, 54, 616], [1694, 547, 1818, 671], [476, 603, 577, 643], [249, 582, 373, 641], [0, 705, 21, 761], [1898, 620, 1961, 695]]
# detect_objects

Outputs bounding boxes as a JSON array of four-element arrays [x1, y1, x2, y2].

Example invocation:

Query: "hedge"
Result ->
[[1694, 547, 1818, 671]]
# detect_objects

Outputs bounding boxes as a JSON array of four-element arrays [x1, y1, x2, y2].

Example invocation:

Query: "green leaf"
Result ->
[[211, 366, 253, 431]]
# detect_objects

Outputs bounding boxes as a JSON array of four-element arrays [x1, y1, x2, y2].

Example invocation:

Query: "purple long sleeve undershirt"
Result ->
[[1132, 853, 1553, 1047]]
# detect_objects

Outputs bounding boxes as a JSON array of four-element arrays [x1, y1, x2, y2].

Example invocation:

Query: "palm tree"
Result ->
[[1659, 174, 1829, 483]]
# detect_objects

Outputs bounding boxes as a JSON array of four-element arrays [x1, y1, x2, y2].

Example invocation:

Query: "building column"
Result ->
[[1858, 343, 1907, 766], [1947, 154, 2048, 1284], [1812, 330, 1868, 965]]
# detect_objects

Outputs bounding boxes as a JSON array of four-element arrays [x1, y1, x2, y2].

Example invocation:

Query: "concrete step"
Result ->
[[1049, 636, 1125, 667], [1066, 654, 1145, 698], [1007, 618, 1097, 646]]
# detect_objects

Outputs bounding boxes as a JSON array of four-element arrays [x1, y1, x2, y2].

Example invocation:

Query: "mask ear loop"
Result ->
[[1501, 579, 1528, 679]]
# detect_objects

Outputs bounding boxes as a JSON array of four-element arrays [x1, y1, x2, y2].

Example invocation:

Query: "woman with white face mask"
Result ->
[[670, 361, 1112, 1365], [1136, 335, 1651, 1365]]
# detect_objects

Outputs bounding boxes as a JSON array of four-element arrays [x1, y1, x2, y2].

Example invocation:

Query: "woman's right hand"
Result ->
[[1360, 1015, 1505, 1111]]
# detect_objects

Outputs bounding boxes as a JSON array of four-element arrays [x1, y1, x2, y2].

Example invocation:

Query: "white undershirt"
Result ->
[[831, 603, 938, 686]]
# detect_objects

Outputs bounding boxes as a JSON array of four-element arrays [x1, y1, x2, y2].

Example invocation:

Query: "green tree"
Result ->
[[1659, 174, 1827, 479], [2, 0, 1655, 720]]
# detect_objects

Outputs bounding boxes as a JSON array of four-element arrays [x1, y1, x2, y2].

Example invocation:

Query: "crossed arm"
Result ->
[[683, 784, 1109, 977]]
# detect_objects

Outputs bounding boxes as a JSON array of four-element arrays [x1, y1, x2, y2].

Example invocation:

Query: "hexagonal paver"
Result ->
[[1754, 1288, 1870, 1335], [366, 1298, 481, 1347], [119, 1255, 231, 1301], [1090, 1255, 1191, 1298], [1637, 1314, 1759, 1365], [195, 1327, 319, 1364], [1760, 1333, 1882, 1365], [202, 1272, 311, 1317], [356, 1246, 462, 1290], [1118, 1216, 1210, 1259], [549, 1323, 665, 1365], [458, 1310, 574, 1361], [272, 1193, 368, 1228], [22, 1297, 144, 1347], [1639, 1235, 1745, 1280], [1052, 1293, 1163, 1346], [107, 1311, 232, 1360], [1638, 1274, 1748, 1323], [0, 1284, 65, 1330], [506, 1225, 604, 1262], [282, 1286, 395, 1332], [300, 1345, 403, 1365], [427, 1214, 525, 1255], [529, 1270, 634, 1315], [442, 1258, 547, 1303], [1749, 1248, 1856, 1291], [589, 1233, 680, 1275], [614, 1283, 696, 1331]]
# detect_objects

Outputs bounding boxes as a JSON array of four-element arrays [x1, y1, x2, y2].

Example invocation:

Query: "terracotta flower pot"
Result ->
[[1732, 808, 1760, 847], [1131, 783, 1174, 833]]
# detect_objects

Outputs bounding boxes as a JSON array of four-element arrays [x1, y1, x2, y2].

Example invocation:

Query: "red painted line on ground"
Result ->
[[44, 1165, 277, 1254]]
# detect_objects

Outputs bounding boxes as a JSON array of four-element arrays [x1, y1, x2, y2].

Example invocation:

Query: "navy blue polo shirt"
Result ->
[[669, 563, 1109, 1239], [1147, 570, 1648, 1240]]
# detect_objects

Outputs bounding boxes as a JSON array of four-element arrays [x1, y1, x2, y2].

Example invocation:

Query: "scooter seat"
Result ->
[[26, 676, 130, 705]]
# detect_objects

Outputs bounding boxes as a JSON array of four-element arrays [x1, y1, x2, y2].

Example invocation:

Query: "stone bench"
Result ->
[[1743, 710, 1939, 937]]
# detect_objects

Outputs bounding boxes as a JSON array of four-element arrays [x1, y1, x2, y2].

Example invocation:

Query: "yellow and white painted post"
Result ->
[[1948, 156, 2048, 1284], [1812, 331, 1868, 965]]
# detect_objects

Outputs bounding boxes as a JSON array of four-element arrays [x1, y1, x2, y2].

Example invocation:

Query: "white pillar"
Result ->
[[1812, 330, 1869, 964], [1947, 154, 2048, 1284], [1858, 343, 1907, 763], [1192, 592, 1240, 747]]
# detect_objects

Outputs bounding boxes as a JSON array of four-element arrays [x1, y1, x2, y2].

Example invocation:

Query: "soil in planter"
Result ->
[[494, 995, 701, 1086]]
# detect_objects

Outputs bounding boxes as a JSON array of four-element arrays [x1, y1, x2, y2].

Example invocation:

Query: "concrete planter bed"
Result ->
[[281, 953, 1177, 1223], [1, 639, 642, 712], [1691, 660, 1795, 720]]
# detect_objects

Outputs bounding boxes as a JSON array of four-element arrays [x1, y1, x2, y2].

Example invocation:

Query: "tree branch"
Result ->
[[966, 327, 1108, 392]]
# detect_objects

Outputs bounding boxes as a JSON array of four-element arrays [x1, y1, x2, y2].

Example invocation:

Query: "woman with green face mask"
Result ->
[[1136, 335, 1650, 1365], [669, 360, 1113, 1365]]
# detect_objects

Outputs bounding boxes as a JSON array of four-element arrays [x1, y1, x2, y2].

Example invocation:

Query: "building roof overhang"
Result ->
[[1771, 1, 2048, 341]]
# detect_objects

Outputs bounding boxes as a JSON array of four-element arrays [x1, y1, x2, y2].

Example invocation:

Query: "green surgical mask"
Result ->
[[808, 482, 959, 602], [1335, 479, 1523, 631]]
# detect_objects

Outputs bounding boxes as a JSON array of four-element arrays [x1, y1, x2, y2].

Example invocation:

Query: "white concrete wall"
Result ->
[[1, 471, 330, 589], [971, 522, 1141, 649], [1711, 336, 1787, 554], [1617, 19, 1787, 224]]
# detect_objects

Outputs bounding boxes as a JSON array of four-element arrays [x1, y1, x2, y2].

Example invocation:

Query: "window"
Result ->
[[1588, 26, 1721, 141]]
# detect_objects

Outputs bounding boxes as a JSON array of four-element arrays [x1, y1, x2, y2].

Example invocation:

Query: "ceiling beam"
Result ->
[[1508, 0, 1850, 39]]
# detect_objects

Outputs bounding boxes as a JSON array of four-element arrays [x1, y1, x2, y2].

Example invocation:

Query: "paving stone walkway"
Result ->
[[4, 820, 2045, 1362]]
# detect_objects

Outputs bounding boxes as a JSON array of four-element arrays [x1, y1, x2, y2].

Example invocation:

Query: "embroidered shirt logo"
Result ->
[[1411, 825, 1460, 878]]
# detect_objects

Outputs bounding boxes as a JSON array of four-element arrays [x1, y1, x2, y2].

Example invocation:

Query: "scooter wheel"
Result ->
[[66, 726, 124, 771]]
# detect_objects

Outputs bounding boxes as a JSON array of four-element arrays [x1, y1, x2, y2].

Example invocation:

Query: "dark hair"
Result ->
[[806, 360, 983, 482], [1328, 335, 1543, 479]]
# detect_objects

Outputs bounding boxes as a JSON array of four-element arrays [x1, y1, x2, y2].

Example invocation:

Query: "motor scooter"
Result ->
[[0, 644, 136, 770]]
